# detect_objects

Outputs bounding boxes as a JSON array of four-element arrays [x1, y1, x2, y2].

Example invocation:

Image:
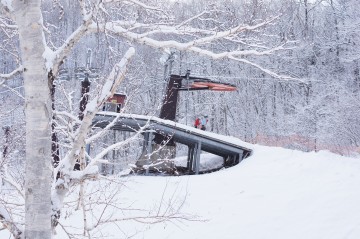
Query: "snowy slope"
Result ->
[[2, 143, 360, 239], [58, 143, 360, 239]]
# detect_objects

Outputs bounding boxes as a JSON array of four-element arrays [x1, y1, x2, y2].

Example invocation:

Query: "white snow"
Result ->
[[2, 140, 360, 239], [0, 0, 13, 11], [56, 143, 360, 239], [174, 153, 224, 171], [96, 47, 135, 106]]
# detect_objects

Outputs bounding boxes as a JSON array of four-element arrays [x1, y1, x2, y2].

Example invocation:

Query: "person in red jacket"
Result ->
[[194, 117, 201, 128]]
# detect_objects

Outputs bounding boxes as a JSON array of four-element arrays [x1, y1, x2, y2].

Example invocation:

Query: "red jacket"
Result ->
[[194, 118, 200, 127]]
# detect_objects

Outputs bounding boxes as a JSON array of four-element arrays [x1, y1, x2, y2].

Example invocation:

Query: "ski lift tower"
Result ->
[[73, 49, 99, 170], [136, 70, 237, 171], [75, 49, 99, 120]]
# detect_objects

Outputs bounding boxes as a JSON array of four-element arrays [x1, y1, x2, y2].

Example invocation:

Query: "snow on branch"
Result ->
[[0, 17, 17, 29], [66, 128, 144, 183], [85, 113, 122, 144], [54, 110, 81, 125], [106, 16, 279, 43], [51, 47, 135, 228], [49, 21, 92, 76], [0, 0, 14, 13], [47, 0, 100, 76], [109, 21, 215, 38], [80, 179, 202, 234], [55, 47, 135, 177], [89, 16, 294, 79], [0, 65, 23, 81], [44, 1, 119, 76], [87, 123, 146, 168], [176, 10, 210, 28], [125, 0, 161, 11], [78, 0, 87, 17], [1, 177, 24, 199], [104, 0, 163, 12], [228, 56, 296, 80], [54, 47, 134, 184], [0, 205, 23, 239]]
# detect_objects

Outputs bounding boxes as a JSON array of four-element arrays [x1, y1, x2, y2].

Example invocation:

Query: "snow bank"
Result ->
[[52, 143, 360, 239], [2, 143, 359, 239]]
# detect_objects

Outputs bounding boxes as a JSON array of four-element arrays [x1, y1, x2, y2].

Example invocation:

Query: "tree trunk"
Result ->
[[303, 0, 309, 39], [13, 0, 52, 238]]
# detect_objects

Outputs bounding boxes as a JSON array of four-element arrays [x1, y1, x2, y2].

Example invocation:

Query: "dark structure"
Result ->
[[154, 72, 237, 146], [102, 93, 126, 113], [93, 114, 252, 174], [79, 77, 90, 121], [94, 71, 246, 174], [159, 72, 236, 122]]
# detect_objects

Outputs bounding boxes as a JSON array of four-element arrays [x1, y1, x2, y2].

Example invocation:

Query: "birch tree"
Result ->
[[12, 1, 52, 238]]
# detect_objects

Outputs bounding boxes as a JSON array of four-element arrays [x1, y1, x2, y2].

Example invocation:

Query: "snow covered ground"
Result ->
[[2, 143, 360, 239], [57, 143, 360, 239]]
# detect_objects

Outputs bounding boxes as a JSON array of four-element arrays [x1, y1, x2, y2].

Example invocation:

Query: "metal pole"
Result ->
[[194, 141, 201, 174], [146, 131, 153, 175], [187, 145, 194, 174]]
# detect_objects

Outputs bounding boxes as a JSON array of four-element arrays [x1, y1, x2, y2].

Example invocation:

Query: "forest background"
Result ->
[[2, 0, 360, 157], [0, 0, 360, 237]]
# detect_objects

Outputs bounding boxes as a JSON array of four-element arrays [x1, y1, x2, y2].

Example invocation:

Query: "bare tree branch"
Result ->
[[0, 17, 17, 29], [51, 47, 135, 228], [103, 0, 163, 12], [83, 16, 294, 79], [0, 205, 23, 239], [0, 66, 23, 84]]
